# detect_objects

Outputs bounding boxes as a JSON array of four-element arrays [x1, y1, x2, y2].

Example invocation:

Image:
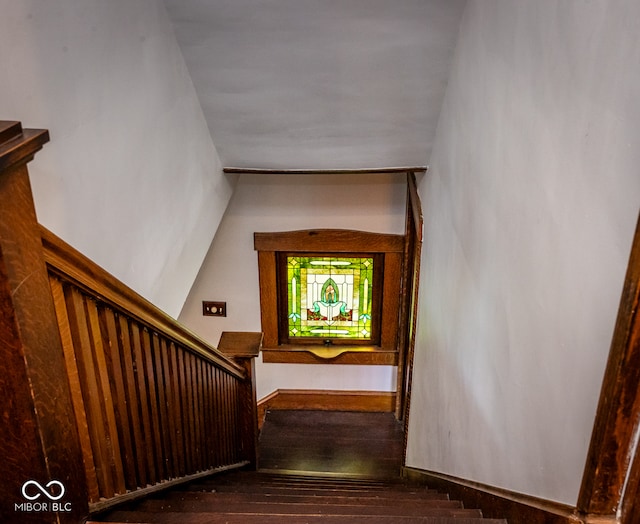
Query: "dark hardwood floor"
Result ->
[[258, 409, 404, 478]]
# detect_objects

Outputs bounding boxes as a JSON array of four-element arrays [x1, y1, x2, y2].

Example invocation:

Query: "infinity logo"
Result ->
[[21, 480, 65, 501]]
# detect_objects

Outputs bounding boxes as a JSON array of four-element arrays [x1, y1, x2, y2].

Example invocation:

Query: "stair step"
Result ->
[[184, 471, 438, 494], [94, 511, 505, 524], [184, 484, 442, 498], [254, 472, 402, 484], [203, 474, 399, 487], [131, 498, 473, 516], [91, 469, 506, 523], [160, 490, 451, 504]]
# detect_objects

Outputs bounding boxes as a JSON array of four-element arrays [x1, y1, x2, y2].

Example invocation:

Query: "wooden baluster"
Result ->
[[226, 373, 235, 463], [101, 307, 138, 491], [159, 338, 179, 478], [167, 341, 186, 477], [194, 357, 205, 471], [217, 332, 262, 469], [210, 366, 222, 467], [204, 361, 215, 466], [140, 328, 163, 479], [176, 347, 191, 473], [216, 368, 228, 465], [0, 121, 88, 522], [130, 323, 157, 486], [151, 333, 171, 480], [202, 362, 212, 466], [117, 315, 147, 488], [185, 352, 197, 473]]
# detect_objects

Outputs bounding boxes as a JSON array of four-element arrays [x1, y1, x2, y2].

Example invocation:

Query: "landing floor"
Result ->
[[258, 410, 404, 478]]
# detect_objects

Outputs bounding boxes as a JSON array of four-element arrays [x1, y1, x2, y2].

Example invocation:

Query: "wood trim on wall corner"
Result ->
[[402, 467, 585, 524], [257, 389, 396, 429], [223, 167, 428, 175], [577, 212, 640, 523]]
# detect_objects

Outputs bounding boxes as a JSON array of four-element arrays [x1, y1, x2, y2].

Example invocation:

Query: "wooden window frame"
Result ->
[[254, 229, 404, 365]]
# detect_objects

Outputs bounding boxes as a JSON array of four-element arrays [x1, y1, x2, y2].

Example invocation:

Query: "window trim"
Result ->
[[254, 229, 404, 365]]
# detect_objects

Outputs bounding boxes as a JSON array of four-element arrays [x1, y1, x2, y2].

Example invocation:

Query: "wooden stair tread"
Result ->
[[158, 490, 452, 503], [131, 499, 474, 516], [187, 477, 436, 491], [201, 475, 399, 486], [94, 512, 504, 524], [257, 463, 402, 477], [182, 485, 440, 498], [186, 470, 435, 490]]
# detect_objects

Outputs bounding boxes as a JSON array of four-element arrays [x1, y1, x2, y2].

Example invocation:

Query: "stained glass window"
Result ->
[[286, 256, 374, 340]]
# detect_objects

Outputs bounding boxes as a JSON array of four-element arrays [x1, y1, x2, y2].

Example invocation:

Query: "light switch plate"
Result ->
[[202, 301, 226, 317]]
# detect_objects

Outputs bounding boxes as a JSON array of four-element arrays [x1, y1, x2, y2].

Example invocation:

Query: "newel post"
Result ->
[[217, 331, 263, 470], [0, 122, 88, 523]]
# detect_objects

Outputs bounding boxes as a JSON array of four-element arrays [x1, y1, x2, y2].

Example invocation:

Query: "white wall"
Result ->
[[406, 0, 640, 505], [0, 0, 234, 317], [179, 173, 405, 399]]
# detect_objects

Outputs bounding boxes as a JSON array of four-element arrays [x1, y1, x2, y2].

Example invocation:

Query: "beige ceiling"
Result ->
[[163, 0, 467, 170]]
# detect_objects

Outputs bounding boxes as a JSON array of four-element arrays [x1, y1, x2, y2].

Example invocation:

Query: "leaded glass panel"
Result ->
[[286, 256, 374, 340]]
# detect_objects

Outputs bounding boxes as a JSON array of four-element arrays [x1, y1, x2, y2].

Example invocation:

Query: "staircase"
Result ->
[[90, 410, 507, 523], [92, 469, 507, 523]]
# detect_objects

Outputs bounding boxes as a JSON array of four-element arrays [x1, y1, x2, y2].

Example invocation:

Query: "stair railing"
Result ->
[[0, 121, 259, 523]]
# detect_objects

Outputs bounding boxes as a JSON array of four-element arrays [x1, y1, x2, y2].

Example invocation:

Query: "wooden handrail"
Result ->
[[41, 225, 245, 379]]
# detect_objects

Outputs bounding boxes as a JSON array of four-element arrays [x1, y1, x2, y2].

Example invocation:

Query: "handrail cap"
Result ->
[[0, 121, 49, 173], [218, 331, 263, 358]]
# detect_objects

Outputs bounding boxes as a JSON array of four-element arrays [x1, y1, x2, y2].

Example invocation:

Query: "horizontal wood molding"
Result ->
[[261, 347, 398, 365], [40, 225, 244, 379], [224, 166, 428, 175], [258, 389, 396, 428], [403, 467, 585, 524], [254, 229, 405, 253]]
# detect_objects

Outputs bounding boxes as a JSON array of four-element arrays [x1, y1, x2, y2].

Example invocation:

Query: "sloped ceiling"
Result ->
[[163, 0, 467, 169]]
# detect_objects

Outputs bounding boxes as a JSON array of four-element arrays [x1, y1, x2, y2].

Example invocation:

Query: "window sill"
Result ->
[[261, 345, 398, 365]]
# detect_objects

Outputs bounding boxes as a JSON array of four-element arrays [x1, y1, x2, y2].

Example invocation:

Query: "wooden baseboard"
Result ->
[[258, 389, 396, 428], [402, 467, 587, 524]]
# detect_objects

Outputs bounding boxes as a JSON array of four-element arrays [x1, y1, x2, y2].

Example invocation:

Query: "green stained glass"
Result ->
[[287, 256, 374, 340]]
